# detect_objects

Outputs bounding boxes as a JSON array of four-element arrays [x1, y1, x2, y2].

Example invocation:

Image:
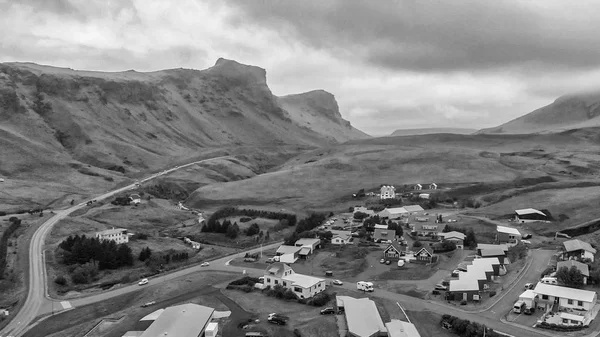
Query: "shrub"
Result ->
[[489, 291, 497, 297], [283, 289, 298, 300], [307, 292, 332, 306], [229, 276, 260, 286], [297, 298, 307, 304], [240, 217, 252, 223], [54, 275, 67, 286], [241, 284, 254, 293], [293, 329, 302, 337]]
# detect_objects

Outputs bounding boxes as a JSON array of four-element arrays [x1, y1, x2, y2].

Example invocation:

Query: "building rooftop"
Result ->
[[374, 224, 388, 229], [139, 303, 214, 337], [474, 257, 501, 266], [386, 241, 404, 254], [276, 245, 303, 255], [534, 282, 597, 303], [496, 225, 521, 236], [411, 223, 444, 232], [462, 266, 487, 280], [439, 231, 466, 240], [97, 228, 127, 236], [298, 247, 312, 256], [561, 312, 585, 322], [469, 260, 494, 273], [282, 273, 324, 289], [403, 205, 424, 213], [519, 290, 537, 300], [333, 233, 351, 241], [556, 260, 590, 277], [449, 277, 479, 292], [477, 243, 508, 252], [343, 297, 387, 337], [386, 319, 421, 337], [295, 238, 320, 246], [479, 248, 507, 257], [265, 262, 293, 278], [380, 207, 408, 215], [140, 309, 164, 321], [563, 239, 597, 254], [515, 208, 546, 216]]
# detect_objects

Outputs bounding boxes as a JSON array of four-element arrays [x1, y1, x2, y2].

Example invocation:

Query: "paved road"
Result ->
[[0, 156, 230, 337]]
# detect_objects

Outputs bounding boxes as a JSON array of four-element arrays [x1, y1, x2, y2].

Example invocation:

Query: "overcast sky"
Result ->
[[3, 0, 600, 136]]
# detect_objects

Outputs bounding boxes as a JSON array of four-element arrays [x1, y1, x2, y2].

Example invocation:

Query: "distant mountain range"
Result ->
[[390, 128, 477, 136], [478, 90, 600, 134]]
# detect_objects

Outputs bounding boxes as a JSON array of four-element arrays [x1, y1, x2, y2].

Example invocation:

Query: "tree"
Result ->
[[70, 199, 75, 205], [440, 240, 457, 251], [246, 223, 260, 236], [329, 212, 334, 217], [413, 240, 422, 248], [318, 231, 333, 242], [226, 223, 240, 239], [139, 247, 152, 262], [54, 275, 67, 286], [556, 266, 585, 288], [265, 231, 270, 241], [354, 212, 369, 220], [284, 232, 300, 246], [464, 229, 477, 248]]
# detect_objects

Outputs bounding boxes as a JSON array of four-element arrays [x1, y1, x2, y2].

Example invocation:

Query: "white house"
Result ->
[[414, 184, 422, 190], [183, 237, 202, 250], [337, 296, 387, 337], [563, 239, 597, 262], [129, 194, 141, 205], [332, 233, 351, 245], [438, 231, 466, 249], [448, 277, 480, 302], [275, 245, 302, 263], [378, 207, 408, 219], [533, 282, 598, 312], [496, 226, 521, 246], [380, 185, 396, 200], [519, 290, 538, 309], [386, 319, 421, 337], [96, 228, 129, 244], [264, 263, 326, 299], [429, 183, 438, 190]]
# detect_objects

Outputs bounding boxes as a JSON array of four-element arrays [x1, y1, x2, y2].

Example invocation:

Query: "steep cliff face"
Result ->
[[478, 91, 600, 134], [0, 59, 367, 209]]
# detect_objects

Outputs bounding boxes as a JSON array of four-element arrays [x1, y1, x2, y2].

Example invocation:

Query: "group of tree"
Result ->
[[556, 266, 585, 288], [443, 225, 477, 249], [295, 213, 327, 233], [201, 219, 241, 239], [111, 195, 132, 206], [433, 240, 457, 252], [138, 247, 153, 261], [507, 243, 527, 262], [58, 235, 134, 270], [144, 183, 189, 200], [206, 207, 297, 229], [441, 314, 501, 337], [246, 223, 260, 236], [353, 211, 370, 220], [0, 217, 22, 279]]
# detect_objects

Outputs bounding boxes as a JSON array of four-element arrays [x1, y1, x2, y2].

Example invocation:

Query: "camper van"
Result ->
[[513, 301, 526, 314], [357, 281, 374, 292], [541, 277, 557, 285]]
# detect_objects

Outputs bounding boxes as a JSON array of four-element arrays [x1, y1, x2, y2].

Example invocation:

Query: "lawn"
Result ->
[[25, 272, 236, 337], [405, 310, 455, 337], [290, 245, 372, 279]]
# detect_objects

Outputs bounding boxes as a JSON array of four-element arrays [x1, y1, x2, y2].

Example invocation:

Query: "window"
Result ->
[[283, 282, 287, 287], [568, 299, 573, 305], [542, 295, 548, 300], [562, 319, 569, 324], [572, 320, 578, 324], [578, 301, 583, 306], [274, 280, 278, 285], [294, 287, 302, 292]]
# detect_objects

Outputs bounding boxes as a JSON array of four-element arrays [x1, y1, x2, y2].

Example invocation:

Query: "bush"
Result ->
[[441, 314, 502, 336], [241, 284, 254, 293], [293, 328, 302, 337], [283, 289, 298, 300], [240, 217, 252, 223], [489, 291, 497, 297], [297, 298, 307, 304], [536, 322, 588, 332], [229, 276, 260, 286], [54, 275, 67, 286], [307, 292, 332, 306]]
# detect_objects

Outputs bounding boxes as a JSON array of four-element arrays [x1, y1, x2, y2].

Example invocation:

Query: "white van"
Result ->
[[541, 277, 557, 285], [513, 301, 526, 314], [357, 281, 374, 292]]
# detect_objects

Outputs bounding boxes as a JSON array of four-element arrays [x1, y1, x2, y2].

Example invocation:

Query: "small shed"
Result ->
[[205, 322, 219, 337]]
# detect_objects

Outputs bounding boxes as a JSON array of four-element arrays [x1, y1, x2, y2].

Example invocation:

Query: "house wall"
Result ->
[[558, 297, 594, 311], [332, 238, 346, 245], [519, 296, 537, 309], [384, 247, 401, 260], [292, 280, 326, 299], [449, 290, 478, 301]]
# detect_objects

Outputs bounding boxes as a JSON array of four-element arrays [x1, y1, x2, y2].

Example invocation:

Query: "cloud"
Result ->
[[2, 0, 600, 136]]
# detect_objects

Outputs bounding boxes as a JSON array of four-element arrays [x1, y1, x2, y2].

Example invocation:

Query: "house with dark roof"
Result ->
[[414, 246, 435, 263], [383, 241, 405, 261], [562, 239, 597, 262], [409, 223, 445, 240], [438, 231, 466, 249], [373, 224, 395, 242], [556, 260, 590, 284]]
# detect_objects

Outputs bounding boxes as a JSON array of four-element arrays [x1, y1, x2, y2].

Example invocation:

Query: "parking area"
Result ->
[[506, 310, 540, 327]]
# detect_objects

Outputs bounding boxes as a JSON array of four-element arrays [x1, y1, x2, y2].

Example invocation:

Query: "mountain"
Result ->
[[0, 58, 366, 210], [478, 91, 600, 134], [390, 128, 476, 136]]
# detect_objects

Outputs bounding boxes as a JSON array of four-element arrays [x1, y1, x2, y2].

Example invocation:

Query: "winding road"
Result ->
[[0, 156, 230, 337]]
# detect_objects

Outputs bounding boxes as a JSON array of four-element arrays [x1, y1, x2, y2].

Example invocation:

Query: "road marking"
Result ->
[[61, 301, 72, 309]]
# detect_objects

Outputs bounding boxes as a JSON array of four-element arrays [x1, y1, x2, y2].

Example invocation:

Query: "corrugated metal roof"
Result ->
[[140, 304, 214, 337], [515, 208, 546, 216], [386, 319, 421, 337], [496, 225, 521, 235], [344, 297, 386, 337], [534, 282, 597, 303], [282, 273, 324, 289], [563, 239, 597, 254]]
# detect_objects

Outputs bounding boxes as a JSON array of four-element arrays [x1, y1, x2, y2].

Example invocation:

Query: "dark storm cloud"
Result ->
[[225, 0, 600, 72]]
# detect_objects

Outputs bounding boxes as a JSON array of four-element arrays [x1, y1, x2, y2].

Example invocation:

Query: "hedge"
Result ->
[[536, 321, 589, 332], [0, 218, 21, 279]]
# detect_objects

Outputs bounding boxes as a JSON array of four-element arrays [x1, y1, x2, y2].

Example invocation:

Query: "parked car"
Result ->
[[524, 306, 536, 315], [266, 258, 275, 263], [332, 280, 343, 285], [524, 283, 535, 290], [320, 307, 336, 315], [200, 262, 210, 267], [380, 259, 385, 264], [451, 270, 460, 277], [141, 301, 156, 307], [385, 260, 391, 265], [522, 233, 532, 239], [138, 278, 149, 286], [434, 284, 447, 291], [267, 316, 288, 325]]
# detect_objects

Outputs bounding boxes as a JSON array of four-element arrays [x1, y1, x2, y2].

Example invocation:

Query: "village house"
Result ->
[[413, 184, 422, 190], [264, 263, 326, 299], [429, 183, 438, 190], [495, 225, 521, 246], [418, 193, 430, 200], [373, 224, 394, 242], [476, 244, 509, 266], [386, 319, 422, 337], [471, 257, 503, 277], [410, 223, 445, 240], [336, 296, 387, 337], [294, 238, 321, 259], [448, 277, 480, 302], [275, 245, 302, 263], [403, 205, 425, 214], [562, 239, 597, 262], [414, 246, 435, 263], [518, 290, 538, 310], [514, 208, 550, 223], [380, 185, 396, 200], [383, 241, 405, 261], [353, 206, 376, 217], [331, 233, 351, 245], [556, 260, 590, 284], [438, 231, 466, 249], [95, 227, 129, 244], [378, 207, 407, 220], [533, 282, 597, 315], [183, 237, 201, 250]]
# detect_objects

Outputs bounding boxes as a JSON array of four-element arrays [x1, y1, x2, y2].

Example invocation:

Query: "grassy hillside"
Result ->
[[186, 129, 600, 212]]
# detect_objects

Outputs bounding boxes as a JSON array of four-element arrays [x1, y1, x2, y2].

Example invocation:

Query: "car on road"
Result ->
[[320, 307, 336, 315], [434, 284, 448, 291], [521, 240, 531, 245], [385, 260, 391, 265], [200, 262, 210, 267], [332, 279, 343, 285], [138, 278, 149, 286], [380, 258, 385, 264], [141, 301, 156, 307], [524, 283, 535, 290], [522, 233, 532, 239]]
